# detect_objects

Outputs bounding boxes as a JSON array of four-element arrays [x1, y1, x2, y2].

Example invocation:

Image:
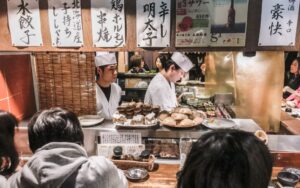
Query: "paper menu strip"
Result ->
[[99, 132, 142, 144], [97, 144, 145, 158]]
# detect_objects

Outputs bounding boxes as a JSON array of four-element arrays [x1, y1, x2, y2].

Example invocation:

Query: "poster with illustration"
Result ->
[[175, 0, 249, 47]]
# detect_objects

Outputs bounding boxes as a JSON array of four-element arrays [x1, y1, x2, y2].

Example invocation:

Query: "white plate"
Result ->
[[202, 118, 236, 129], [78, 115, 104, 127]]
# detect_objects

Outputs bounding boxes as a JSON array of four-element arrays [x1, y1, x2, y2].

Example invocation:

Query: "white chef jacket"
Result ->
[[96, 83, 122, 120], [144, 73, 177, 111]]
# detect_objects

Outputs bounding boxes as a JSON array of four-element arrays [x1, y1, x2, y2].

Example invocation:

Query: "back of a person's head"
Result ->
[[0, 110, 19, 175], [130, 54, 143, 68], [28, 107, 84, 153], [178, 129, 272, 188]]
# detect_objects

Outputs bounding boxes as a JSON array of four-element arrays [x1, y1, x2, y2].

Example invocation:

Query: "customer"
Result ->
[[128, 54, 147, 73], [286, 86, 300, 108], [283, 57, 300, 98], [8, 107, 127, 188], [154, 54, 169, 73], [0, 110, 19, 188], [144, 52, 193, 111], [178, 129, 273, 188], [95, 52, 122, 120], [199, 62, 206, 82]]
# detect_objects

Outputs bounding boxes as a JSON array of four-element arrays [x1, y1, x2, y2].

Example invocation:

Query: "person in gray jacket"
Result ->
[[8, 107, 127, 188]]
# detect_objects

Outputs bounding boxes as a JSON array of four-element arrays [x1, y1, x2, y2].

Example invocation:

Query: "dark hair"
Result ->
[[156, 54, 169, 68], [130, 55, 144, 68], [178, 129, 273, 188], [28, 107, 84, 153], [0, 110, 19, 176], [294, 57, 300, 72], [163, 59, 181, 71]]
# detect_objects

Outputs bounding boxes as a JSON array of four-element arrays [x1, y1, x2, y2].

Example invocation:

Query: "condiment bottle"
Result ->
[[140, 150, 150, 162], [113, 146, 123, 160]]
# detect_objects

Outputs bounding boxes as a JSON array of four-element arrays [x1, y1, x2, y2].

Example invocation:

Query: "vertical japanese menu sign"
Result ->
[[258, 0, 299, 46], [7, 0, 43, 46], [91, 0, 125, 47], [136, 0, 171, 47], [48, 0, 84, 47], [175, 0, 249, 47]]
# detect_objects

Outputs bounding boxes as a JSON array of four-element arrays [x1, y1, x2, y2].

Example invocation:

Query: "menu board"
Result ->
[[99, 132, 142, 144], [48, 0, 84, 47], [136, 0, 171, 47], [175, 0, 249, 47], [91, 0, 125, 47], [258, 0, 300, 46], [7, 0, 43, 46]]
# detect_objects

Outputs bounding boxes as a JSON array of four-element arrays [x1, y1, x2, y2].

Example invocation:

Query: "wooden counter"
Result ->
[[128, 164, 178, 188], [128, 164, 179, 188], [280, 111, 300, 135], [128, 164, 300, 188]]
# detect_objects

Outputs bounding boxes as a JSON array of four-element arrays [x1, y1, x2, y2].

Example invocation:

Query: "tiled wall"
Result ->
[[0, 54, 36, 120]]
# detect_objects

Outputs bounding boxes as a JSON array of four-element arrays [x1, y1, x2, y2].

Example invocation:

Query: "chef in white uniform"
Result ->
[[95, 52, 122, 120], [144, 52, 193, 111]]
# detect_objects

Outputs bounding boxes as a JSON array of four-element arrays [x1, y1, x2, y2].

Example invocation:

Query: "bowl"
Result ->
[[277, 171, 299, 187], [125, 167, 148, 180], [282, 167, 300, 178]]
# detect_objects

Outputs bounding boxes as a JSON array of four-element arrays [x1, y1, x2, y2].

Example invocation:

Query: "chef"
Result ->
[[144, 52, 193, 111], [95, 52, 122, 120]]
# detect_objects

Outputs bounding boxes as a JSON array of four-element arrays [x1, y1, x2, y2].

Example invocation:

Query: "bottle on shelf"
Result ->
[[227, 0, 235, 29]]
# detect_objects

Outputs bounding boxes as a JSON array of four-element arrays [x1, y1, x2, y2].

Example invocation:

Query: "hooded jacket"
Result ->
[[7, 142, 127, 188], [0, 175, 7, 188]]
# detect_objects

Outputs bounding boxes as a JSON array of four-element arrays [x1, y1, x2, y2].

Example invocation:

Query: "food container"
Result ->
[[111, 154, 155, 171]]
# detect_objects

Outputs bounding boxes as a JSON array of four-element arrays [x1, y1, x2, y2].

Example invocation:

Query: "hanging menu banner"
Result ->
[[258, 0, 299, 46], [175, 0, 249, 47], [7, 0, 43, 46], [136, 0, 171, 47], [91, 0, 125, 47], [48, 0, 84, 47]]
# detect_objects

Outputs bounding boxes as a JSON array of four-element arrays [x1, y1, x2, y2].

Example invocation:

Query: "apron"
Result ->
[[96, 83, 122, 120], [144, 73, 177, 111]]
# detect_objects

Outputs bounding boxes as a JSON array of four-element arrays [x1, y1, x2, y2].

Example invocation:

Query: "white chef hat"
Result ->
[[171, 52, 193, 72], [95, 52, 117, 67]]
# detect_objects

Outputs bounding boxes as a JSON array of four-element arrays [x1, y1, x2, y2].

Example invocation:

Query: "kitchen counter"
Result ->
[[82, 119, 261, 155], [280, 110, 300, 135], [127, 164, 300, 188]]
